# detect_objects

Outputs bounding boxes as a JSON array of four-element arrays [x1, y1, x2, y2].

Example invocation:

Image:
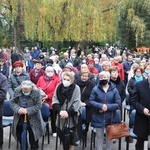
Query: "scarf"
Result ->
[[56, 83, 76, 105], [134, 75, 143, 82]]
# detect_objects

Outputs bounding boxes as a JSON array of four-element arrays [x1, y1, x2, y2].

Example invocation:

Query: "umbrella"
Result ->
[[62, 125, 70, 150], [21, 114, 27, 150]]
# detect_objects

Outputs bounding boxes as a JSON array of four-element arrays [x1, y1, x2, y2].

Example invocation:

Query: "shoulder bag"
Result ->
[[106, 109, 129, 140]]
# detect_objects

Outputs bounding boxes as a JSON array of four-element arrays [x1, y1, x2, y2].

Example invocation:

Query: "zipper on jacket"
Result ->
[[103, 92, 107, 126]]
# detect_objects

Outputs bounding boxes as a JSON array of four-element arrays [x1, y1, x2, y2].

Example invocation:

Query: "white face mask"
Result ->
[[62, 80, 71, 87], [71, 56, 76, 59], [23, 91, 30, 96], [46, 72, 54, 77], [82, 60, 86, 64]]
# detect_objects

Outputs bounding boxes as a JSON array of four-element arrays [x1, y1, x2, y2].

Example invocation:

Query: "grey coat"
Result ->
[[0, 73, 8, 116], [8, 70, 30, 98], [52, 84, 82, 130], [10, 87, 45, 141]]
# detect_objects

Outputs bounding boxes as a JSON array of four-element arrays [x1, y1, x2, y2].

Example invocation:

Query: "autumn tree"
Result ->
[[1, 0, 120, 49], [1, 0, 150, 50]]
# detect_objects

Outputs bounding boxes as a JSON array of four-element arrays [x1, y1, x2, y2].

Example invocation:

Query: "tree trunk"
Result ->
[[77, 41, 92, 55], [14, 19, 21, 50]]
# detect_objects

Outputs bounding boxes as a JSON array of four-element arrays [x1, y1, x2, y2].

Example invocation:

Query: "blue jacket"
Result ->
[[89, 82, 121, 128], [30, 50, 40, 60]]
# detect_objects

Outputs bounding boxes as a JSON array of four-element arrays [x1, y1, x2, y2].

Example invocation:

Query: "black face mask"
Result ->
[[40, 56, 44, 59], [99, 79, 108, 85]]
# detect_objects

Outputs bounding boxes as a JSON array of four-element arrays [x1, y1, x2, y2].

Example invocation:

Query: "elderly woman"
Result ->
[[101, 60, 111, 71], [10, 80, 45, 150], [37, 66, 60, 137], [52, 72, 82, 150], [89, 71, 121, 150], [75, 68, 95, 140]]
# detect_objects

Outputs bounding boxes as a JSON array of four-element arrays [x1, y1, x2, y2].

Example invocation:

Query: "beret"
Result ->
[[87, 59, 95, 64], [13, 61, 23, 68]]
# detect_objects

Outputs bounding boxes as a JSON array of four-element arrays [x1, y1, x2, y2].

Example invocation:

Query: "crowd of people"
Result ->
[[0, 45, 150, 150]]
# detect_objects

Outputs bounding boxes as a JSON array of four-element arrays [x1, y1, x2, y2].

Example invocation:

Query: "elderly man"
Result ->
[[8, 61, 30, 99], [59, 52, 72, 69], [131, 72, 150, 150]]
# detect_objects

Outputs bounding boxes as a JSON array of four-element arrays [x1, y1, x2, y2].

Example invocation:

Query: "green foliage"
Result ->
[[118, 0, 150, 48]]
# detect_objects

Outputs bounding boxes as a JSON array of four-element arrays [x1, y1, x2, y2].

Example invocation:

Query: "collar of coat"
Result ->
[[13, 86, 39, 100]]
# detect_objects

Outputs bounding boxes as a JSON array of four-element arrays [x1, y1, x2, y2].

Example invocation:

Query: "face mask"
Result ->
[[95, 62, 99, 64], [82, 60, 86, 64], [99, 79, 108, 85], [40, 56, 44, 59], [62, 80, 71, 87], [23, 91, 30, 96], [145, 70, 150, 74], [46, 72, 54, 77], [71, 56, 76, 59]]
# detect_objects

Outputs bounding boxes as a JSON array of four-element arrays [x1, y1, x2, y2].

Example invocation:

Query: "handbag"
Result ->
[[106, 110, 129, 140]]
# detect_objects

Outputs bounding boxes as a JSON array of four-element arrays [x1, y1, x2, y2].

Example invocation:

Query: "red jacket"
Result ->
[[37, 74, 60, 108], [111, 62, 124, 81]]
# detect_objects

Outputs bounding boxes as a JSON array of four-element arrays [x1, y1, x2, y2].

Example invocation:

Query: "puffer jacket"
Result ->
[[37, 74, 60, 109], [8, 70, 30, 98], [89, 82, 121, 128]]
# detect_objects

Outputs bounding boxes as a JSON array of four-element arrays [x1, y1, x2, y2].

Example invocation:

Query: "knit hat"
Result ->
[[13, 61, 23, 68], [65, 63, 73, 70]]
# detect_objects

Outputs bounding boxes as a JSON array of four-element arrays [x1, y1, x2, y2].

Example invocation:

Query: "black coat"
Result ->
[[0, 73, 8, 116], [110, 77, 125, 102], [75, 79, 95, 123], [127, 76, 145, 99], [131, 79, 150, 138]]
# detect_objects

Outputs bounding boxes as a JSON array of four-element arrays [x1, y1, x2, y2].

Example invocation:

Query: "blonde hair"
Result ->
[[62, 72, 74, 83]]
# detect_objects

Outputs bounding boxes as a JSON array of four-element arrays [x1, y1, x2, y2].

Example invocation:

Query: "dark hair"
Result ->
[[46, 59, 53, 65], [134, 67, 144, 74]]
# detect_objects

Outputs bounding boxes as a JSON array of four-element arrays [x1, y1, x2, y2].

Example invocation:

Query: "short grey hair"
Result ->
[[99, 71, 110, 80], [21, 80, 35, 89], [45, 66, 54, 72]]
